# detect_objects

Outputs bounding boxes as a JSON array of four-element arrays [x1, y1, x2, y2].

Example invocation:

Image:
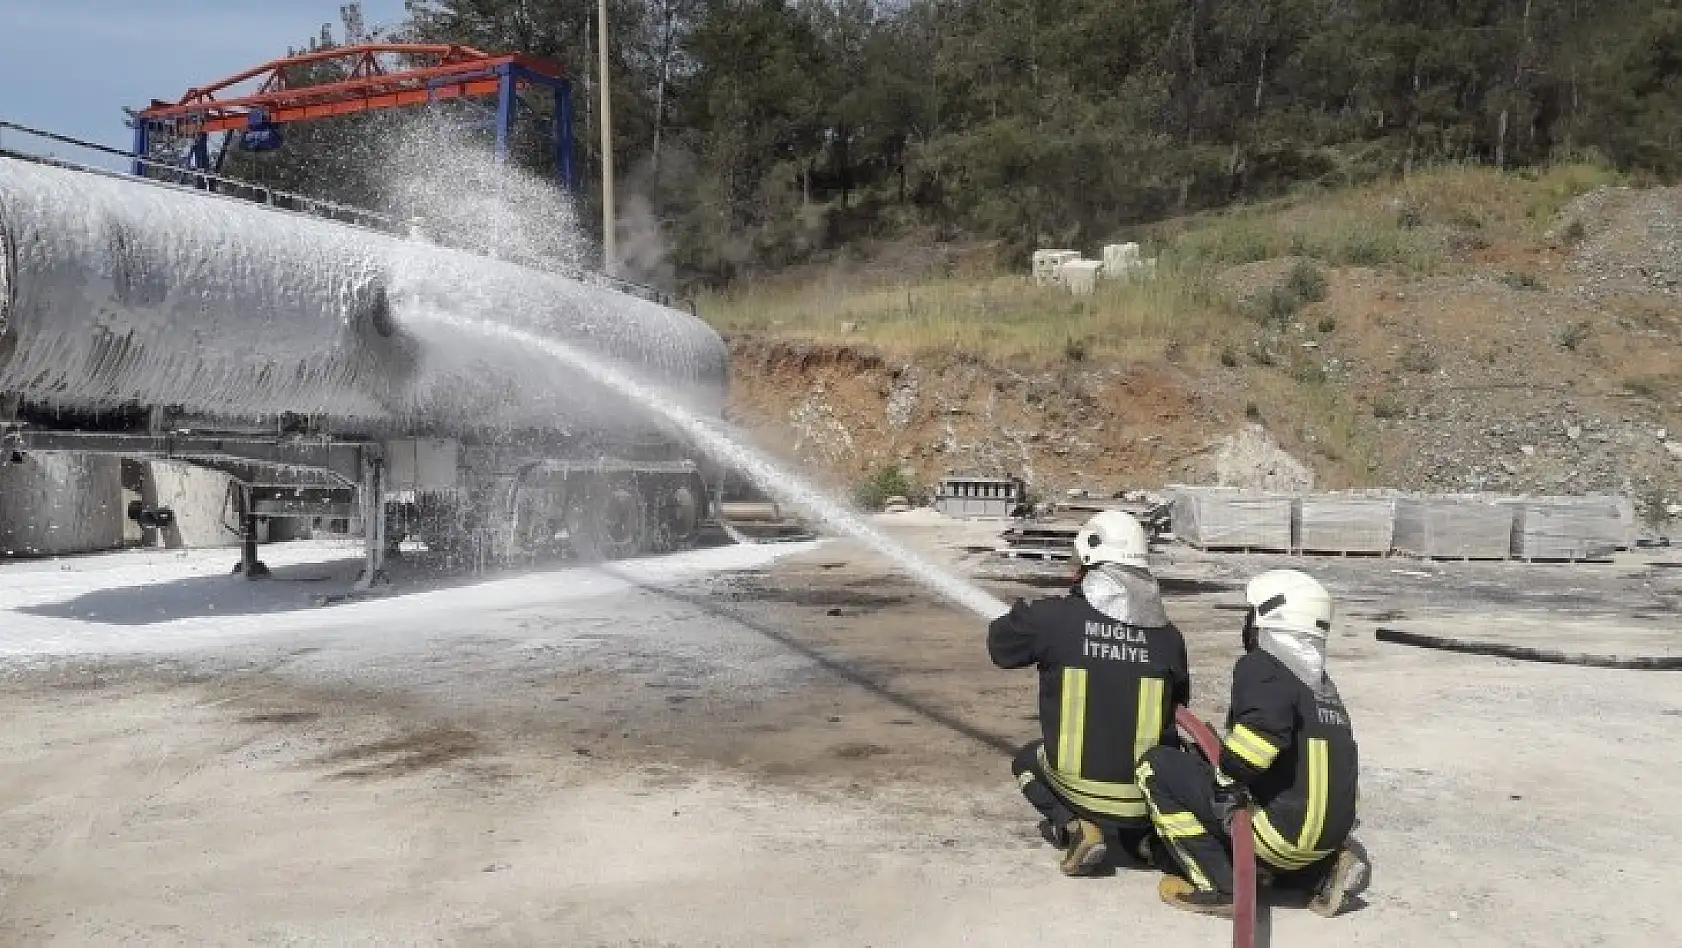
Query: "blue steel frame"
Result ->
[[131, 61, 576, 195]]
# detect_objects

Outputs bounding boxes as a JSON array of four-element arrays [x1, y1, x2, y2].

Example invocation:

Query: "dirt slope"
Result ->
[[722, 184, 1682, 518]]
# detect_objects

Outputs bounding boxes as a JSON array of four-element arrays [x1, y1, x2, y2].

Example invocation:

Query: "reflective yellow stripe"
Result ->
[[1253, 809, 1330, 870], [1153, 813, 1207, 839], [1224, 724, 1280, 769], [1299, 738, 1329, 851], [1058, 668, 1088, 775], [1133, 676, 1164, 768], [1139, 761, 1213, 888], [1152, 811, 1203, 829], [1167, 838, 1213, 891], [1047, 778, 1149, 819], [1036, 745, 1147, 819]]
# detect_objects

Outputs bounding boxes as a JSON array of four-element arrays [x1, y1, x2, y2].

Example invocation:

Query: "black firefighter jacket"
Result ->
[[988, 587, 1191, 823], [1219, 650, 1360, 871]]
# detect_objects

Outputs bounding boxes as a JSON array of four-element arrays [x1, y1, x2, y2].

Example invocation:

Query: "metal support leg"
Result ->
[[131, 122, 148, 178], [556, 77, 576, 193], [235, 484, 270, 579], [494, 65, 516, 164], [355, 457, 388, 591]]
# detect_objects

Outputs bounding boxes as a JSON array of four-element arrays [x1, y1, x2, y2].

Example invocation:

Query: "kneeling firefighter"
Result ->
[[988, 511, 1191, 876], [1138, 569, 1365, 918]]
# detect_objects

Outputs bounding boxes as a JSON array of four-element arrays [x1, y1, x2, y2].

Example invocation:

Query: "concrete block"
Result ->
[[1032, 250, 1081, 286], [1102, 242, 1140, 274], [1058, 259, 1104, 297]]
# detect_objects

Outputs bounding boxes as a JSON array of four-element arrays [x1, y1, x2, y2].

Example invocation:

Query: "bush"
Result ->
[[1371, 393, 1405, 419], [1244, 402, 1262, 420], [1557, 321, 1591, 350], [1501, 271, 1544, 291], [1398, 344, 1438, 374], [1292, 361, 1328, 385], [1063, 336, 1088, 362], [1286, 260, 1329, 303], [1257, 284, 1304, 325], [1637, 485, 1674, 531], [1317, 313, 1339, 333], [1563, 218, 1588, 245], [1624, 376, 1660, 398], [1450, 207, 1487, 230], [1219, 346, 1240, 367], [853, 466, 919, 511]]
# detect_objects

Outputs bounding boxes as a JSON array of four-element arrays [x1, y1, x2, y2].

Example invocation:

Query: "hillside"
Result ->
[[707, 167, 1682, 525]]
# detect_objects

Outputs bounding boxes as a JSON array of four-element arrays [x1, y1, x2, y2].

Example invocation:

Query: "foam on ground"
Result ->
[[0, 539, 816, 659]]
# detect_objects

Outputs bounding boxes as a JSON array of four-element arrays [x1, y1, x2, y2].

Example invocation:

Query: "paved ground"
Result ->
[[0, 519, 1677, 946]]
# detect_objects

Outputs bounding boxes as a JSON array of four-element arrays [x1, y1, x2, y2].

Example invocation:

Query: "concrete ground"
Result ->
[[0, 517, 1677, 946]]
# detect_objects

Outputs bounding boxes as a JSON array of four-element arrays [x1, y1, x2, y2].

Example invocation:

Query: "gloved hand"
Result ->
[[1211, 784, 1251, 835]]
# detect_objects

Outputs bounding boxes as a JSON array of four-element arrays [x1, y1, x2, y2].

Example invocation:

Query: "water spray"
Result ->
[[404, 308, 1013, 622]]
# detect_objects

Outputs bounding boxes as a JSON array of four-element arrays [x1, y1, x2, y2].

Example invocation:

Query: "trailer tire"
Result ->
[[568, 478, 647, 561]]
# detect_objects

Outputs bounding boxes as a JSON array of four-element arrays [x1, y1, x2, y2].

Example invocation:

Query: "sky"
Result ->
[[0, 0, 409, 168]]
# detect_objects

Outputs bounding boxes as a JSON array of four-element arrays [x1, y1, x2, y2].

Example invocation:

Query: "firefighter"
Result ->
[[988, 510, 1191, 876], [1137, 569, 1364, 918]]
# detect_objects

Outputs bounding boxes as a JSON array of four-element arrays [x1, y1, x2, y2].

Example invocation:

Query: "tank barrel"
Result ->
[[0, 158, 727, 435]]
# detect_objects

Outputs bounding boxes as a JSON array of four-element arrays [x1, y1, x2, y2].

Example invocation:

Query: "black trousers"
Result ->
[[1011, 741, 1153, 857], [1136, 744, 1238, 893], [1137, 745, 1338, 895]]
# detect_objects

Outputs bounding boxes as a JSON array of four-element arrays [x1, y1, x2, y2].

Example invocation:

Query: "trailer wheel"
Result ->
[[653, 477, 704, 551], [568, 479, 647, 560], [511, 470, 570, 561]]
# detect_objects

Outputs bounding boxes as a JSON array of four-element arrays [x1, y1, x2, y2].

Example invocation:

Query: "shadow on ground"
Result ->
[[17, 541, 740, 625]]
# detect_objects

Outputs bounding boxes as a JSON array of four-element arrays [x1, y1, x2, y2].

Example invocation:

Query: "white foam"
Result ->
[[0, 539, 813, 659]]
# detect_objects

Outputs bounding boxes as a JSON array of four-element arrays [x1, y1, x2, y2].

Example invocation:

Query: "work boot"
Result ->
[[1307, 847, 1365, 918], [1038, 819, 1071, 849], [1058, 820, 1108, 876], [1158, 875, 1235, 918], [1109, 833, 1157, 870]]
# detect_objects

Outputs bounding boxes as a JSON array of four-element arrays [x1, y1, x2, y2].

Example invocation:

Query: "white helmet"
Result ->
[[1074, 510, 1150, 570], [1244, 569, 1334, 689]]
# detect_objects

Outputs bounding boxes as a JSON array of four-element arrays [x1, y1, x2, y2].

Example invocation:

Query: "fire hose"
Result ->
[[1174, 706, 1256, 948], [1376, 627, 1682, 670]]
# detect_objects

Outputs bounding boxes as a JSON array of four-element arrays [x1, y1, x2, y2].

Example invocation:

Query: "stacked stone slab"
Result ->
[[1393, 497, 1515, 560], [1173, 489, 1294, 551], [1499, 496, 1627, 561], [1296, 494, 1397, 554]]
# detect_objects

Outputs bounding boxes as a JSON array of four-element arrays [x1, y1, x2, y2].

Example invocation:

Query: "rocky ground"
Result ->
[[0, 526, 1677, 946]]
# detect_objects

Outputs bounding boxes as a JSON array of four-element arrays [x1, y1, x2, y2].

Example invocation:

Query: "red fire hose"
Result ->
[[1174, 706, 1257, 948]]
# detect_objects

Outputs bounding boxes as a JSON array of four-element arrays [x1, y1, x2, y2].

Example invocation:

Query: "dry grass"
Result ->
[[697, 259, 1236, 363], [697, 162, 1621, 367]]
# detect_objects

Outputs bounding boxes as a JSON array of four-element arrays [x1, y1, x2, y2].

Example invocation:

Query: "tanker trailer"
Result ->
[[0, 154, 730, 580]]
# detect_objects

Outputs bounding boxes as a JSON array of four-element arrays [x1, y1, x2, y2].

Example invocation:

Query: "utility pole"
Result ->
[[597, 0, 617, 276]]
